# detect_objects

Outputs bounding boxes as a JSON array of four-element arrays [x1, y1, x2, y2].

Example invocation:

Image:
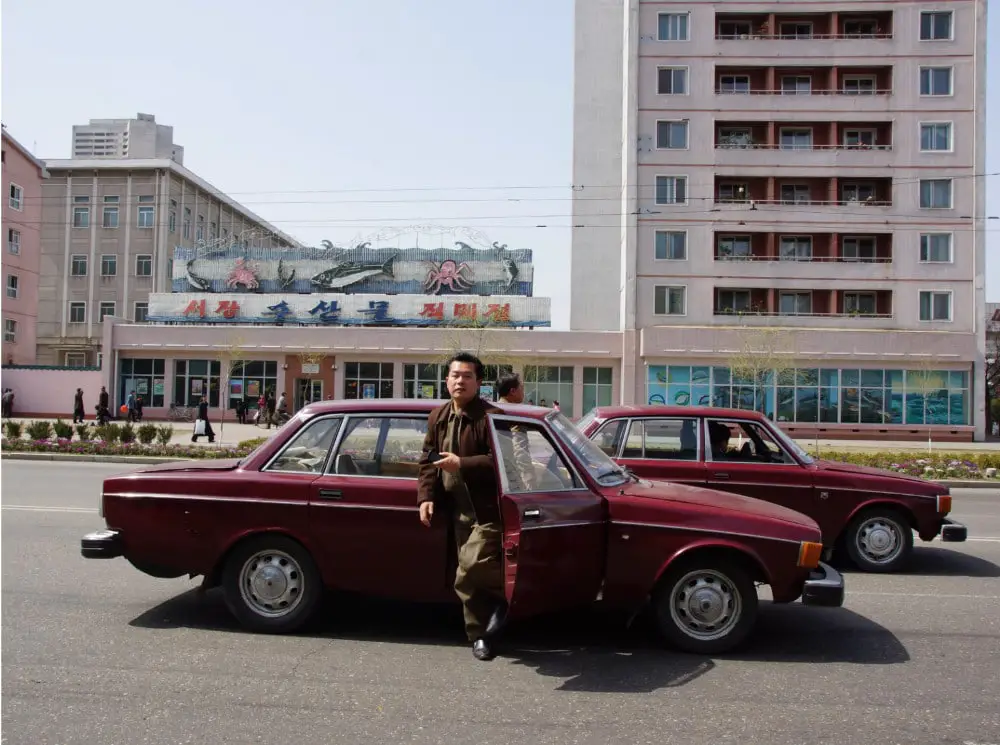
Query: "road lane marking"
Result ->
[[851, 592, 1000, 599], [1, 505, 96, 513]]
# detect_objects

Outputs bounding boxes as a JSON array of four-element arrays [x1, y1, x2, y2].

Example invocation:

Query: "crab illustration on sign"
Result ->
[[423, 259, 474, 295], [225, 258, 261, 290]]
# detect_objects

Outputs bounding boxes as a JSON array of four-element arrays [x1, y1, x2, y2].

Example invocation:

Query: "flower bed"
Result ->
[[1, 437, 250, 460], [811, 450, 1000, 480]]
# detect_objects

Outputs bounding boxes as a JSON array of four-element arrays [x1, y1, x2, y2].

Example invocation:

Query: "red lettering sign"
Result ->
[[419, 302, 445, 320], [454, 303, 478, 320], [485, 303, 511, 323], [215, 300, 240, 319], [183, 299, 206, 318]]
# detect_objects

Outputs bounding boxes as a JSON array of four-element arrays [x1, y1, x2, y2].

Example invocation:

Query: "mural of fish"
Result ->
[[501, 258, 519, 291], [186, 260, 213, 292], [310, 255, 396, 290]]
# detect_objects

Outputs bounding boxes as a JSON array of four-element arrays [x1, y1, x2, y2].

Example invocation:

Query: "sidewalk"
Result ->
[[1, 416, 275, 448]]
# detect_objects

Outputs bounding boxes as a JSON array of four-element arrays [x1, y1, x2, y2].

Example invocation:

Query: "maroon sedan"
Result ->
[[578, 405, 967, 573], [81, 399, 844, 655]]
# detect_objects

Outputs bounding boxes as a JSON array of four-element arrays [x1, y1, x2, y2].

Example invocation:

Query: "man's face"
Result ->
[[446, 361, 479, 404]]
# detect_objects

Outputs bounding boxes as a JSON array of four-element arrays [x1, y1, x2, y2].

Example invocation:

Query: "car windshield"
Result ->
[[546, 411, 629, 486], [575, 409, 598, 433], [768, 421, 814, 464]]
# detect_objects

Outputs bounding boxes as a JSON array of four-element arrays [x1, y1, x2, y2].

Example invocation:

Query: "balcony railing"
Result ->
[[715, 143, 893, 151], [714, 308, 893, 319], [714, 88, 892, 96], [715, 255, 892, 264], [715, 32, 893, 41], [713, 197, 893, 207]]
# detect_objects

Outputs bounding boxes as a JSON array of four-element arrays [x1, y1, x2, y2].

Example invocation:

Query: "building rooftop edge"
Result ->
[[2, 128, 49, 177]]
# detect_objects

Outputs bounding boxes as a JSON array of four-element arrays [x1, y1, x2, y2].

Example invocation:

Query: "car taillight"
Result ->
[[937, 493, 952, 514], [797, 541, 823, 569]]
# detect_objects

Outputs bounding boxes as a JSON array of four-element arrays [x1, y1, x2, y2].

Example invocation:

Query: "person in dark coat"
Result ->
[[191, 395, 216, 443], [73, 388, 86, 423]]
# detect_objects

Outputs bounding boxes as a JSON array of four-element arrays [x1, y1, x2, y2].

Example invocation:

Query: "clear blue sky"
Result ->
[[1, 0, 996, 329]]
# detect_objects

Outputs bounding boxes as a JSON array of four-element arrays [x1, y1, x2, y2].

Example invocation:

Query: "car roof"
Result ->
[[297, 398, 555, 421], [586, 405, 768, 422]]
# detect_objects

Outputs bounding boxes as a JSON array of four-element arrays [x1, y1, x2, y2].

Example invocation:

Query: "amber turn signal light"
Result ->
[[937, 494, 952, 514], [797, 541, 823, 569]]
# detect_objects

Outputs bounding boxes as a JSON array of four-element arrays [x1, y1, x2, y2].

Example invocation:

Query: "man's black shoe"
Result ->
[[472, 638, 495, 661], [485, 603, 508, 637]]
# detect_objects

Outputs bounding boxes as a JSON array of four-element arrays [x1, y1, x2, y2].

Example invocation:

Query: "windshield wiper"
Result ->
[[595, 466, 628, 482]]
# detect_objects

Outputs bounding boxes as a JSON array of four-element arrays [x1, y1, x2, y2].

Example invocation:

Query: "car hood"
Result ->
[[814, 458, 943, 491], [619, 477, 818, 530]]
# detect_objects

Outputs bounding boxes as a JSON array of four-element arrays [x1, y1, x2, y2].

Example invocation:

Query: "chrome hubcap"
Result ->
[[669, 569, 742, 641], [856, 517, 903, 564], [238, 550, 303, 617]]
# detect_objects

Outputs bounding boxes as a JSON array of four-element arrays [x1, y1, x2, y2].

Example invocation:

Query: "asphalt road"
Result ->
[[2, 461, 999, 745]]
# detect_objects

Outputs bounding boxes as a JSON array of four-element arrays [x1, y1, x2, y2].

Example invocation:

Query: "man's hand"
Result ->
[[419, 500, 434, 527], [433, 451, 461, 473]]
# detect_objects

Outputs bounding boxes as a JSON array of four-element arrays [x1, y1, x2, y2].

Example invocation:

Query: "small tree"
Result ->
[[908, 358, 950, 453], [985, 312, 1000, 437], [215, 335, 248, 442], [436, 315, 543, 400], [726, 327, 796, 419]]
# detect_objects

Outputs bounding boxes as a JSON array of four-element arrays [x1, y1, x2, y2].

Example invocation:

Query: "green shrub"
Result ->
[[155, 425, 174, 445], [75, 424, 92, 441], [137, 423, 158, 445], [120, 423, 137, 444], [53, 419, 74, 440], [25, 420, 53, 441], [96, 423, 121, 443], [3, 420, 23, 439], [238, 436, 268, 450]]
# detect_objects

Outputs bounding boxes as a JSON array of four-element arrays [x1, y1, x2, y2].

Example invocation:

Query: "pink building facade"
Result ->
[[2, 128, 47, 365]]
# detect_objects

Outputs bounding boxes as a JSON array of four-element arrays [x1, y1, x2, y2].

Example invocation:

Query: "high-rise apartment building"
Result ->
[[571, 0, 988, 439], [72, 113, 184, 164]]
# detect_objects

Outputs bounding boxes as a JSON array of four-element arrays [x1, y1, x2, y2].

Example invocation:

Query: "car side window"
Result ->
[[591, 419, 624, 456], [266, 417, 342, 473], [620, 418, 699, 461], [706, 419, 793, 464], [328, 416, 427, 478], [493, 419, 581, 493]]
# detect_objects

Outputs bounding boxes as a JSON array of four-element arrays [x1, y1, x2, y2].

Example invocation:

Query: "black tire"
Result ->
[[220, 534, 323, 633], [844, 508, 913, 573], [652, 558, 758, 655]]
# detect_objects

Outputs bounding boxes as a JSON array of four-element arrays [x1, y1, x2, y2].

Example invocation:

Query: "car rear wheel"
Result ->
[[845, 509, 913, 573], [221, 535, 323, 633], [652, 559, 758, 655]]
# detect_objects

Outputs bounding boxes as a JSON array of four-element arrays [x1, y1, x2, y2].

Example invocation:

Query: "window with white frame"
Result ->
[[169, 199, 177, 233], [779, 292, 812, 315], [3, 319, 16, 343], [919, 291, 952, 321], [844, 292, 877, 315], [655, 176, 687, 204], [919, 179, 952, 208], [65, 352, 87, 367], [69, 302, 86, 323], [6, 274, 19, 299], [9, 183, 23, 210], [844, 129, 876, 147], [718, 75, 750, 94], [137, 195, 155, 229], [70, 255, 88, 276], [717, 20, 751, 38], [920, 123, 952, 151], [658, 12, 689, 40], [841, 236, 877, 261], [841, 182, 877, 203], [780, 184, 811, 203], [920, 233, 952, 262], [717, 289, 751, 312], [102, 195, 120, 228], [842, 18, 878, 37], [100, 255, 117, 276], [135, 254, 153, 276], [134, 302, 149, 322], [842, 76, 876, 95], [196, 214, 205, 240], [654, 286, 686, 315], [781, 76, 812, 95], [920, 11, 952, 40], [7, 228, 20, 255], [183, 207, 191, 238], [655, 231, 686, 260], [717, 183, 748, 202], [656, 120, 688, 149], [718, 127, 752, 147], [779, 236, 813, 261], [717, 235, 751, 259], [779, 22, 813, 38], [657, 67, 687, 95], [72, 205, 90, 228], [920, 67, 952, 95], [99, 301, 116, 321], [779, 128, 813, 150]]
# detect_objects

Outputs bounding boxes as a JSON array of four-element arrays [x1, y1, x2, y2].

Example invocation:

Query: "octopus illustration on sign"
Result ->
[[310, 255, 396, 290], [423, 260, 474, 294]]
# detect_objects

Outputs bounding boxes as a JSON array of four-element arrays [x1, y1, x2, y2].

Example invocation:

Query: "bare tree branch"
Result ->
[[725, 327, 797, 416]]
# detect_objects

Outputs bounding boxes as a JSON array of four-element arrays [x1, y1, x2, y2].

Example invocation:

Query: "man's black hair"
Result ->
[[447, 352, 485, 380], [496, 371, 521, 398]]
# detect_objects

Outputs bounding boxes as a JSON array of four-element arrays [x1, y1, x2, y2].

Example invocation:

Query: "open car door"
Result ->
[[488, 415, 607, 621]]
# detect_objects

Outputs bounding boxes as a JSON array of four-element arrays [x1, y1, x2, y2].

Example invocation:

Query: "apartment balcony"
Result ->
[[713, 65, 893, 112], [714, 121, 894, 168], [714, 233, 893, 264], [714, 11, 893, 41], [714, 288, 894, 321], [713, 176, 894, 210]]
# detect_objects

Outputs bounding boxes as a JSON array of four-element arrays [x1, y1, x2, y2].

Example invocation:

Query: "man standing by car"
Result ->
[[496, 372, 535, 492], [417, 352, 505, 661]]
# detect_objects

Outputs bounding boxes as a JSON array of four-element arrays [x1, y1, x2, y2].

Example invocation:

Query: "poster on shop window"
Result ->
[[362, 384, 376, 399]]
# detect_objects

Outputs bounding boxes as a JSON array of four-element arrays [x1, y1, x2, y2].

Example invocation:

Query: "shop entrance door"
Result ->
[[295, 379, 323, 411]]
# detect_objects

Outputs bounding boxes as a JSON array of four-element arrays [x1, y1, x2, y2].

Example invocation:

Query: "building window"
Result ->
[[717, 21, 751, 38], [779, 236, 812, 261], [99, 301, 116, 321], [920, 122, 952, 151], [658, 12, 689, 40], [842, 76, 876, 95], [920, 233, 952, 263], [657, 67, 687, 95], [70, 255, 88, 276], [134, 302, 149, 322], [656, 120, 688, 149], [781, 76, 811, 95], [718, 76, 750, 94], [717, 289, 751, 313], [226, 360, 279, 409], [69, 302, 86, 323], [919, 179, 952, 209], [582, 367, 613, 414], [780, 22, 813, 38], [196, 215, 205, 241], [169, 201, 177, 233], [102, 203, 119, 228], [920, 11, 952, 40], [137, 206, 155, 228], [7, 228, 20, 255], [72, 206, 90, 228], [100, 255, 117, 276], [6, 274, 19, 299], [654, 285, 686, 315], [65, 352, 88, 368], [841, 236, 877, 262], [919, 291, 952, 321], [779, 292, 812, 315], [780, 184, 811, 204], [403, 363, 448, 400], [717, 235, 751, 259], [841, 182, 877, 204], [523, 366, 575, 417], [920, 67, 952, 95], [779, 129, 813, 150], [718, 127, 752, 147], [844, 292, 877, 316], [844, 129, 876, 148], [174, 359, 222, 407], [654, 231, 686, 260], [119, 358, 167, 408], [655, 176, 687, 205], [135, 254, 153, 276], [842, 18, 878, 37], [3, 319, 16, 343], [183, 207, 191, 239], [344, 362, 394, 399], [8, 183, 22, 210]]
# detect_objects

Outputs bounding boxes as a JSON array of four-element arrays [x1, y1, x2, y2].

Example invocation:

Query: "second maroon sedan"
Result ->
[[578, 405, 966, 573]]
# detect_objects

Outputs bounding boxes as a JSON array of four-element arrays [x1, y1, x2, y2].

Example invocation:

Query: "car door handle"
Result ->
[[523, 508, 541, 520], [318, 489, 342, 500], [712, 472, 730, 479]]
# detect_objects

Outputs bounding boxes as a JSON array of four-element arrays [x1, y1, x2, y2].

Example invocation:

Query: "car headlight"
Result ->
[[797, 541, 823, 569]]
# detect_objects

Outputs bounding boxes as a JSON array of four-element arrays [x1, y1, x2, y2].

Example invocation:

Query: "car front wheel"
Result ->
[[652, 559, 758, 655], [844, 509, 913, 573], [221, 534, 323, 633]]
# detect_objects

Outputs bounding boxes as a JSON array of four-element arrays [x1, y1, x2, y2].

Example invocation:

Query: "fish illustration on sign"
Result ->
[[186, 260, 213, 292], [310, 255, 396, 290], [500, 258, 519, 292]]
